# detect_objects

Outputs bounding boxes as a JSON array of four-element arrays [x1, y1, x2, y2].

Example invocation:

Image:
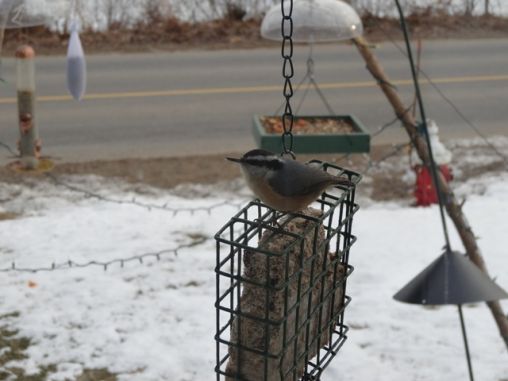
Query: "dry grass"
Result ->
[[0, 212, 18, 221], [1, 142, 503, 202], [0, 318, 57, 381], [0, 312, 118, 381], [76, 369, 118, 381]]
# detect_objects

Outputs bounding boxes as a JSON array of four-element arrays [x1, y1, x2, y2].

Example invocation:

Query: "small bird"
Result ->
[[227, 149, 352, 212]]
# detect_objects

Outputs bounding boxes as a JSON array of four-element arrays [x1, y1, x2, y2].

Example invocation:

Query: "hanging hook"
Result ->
[[307, 33, 315, 79], [306, 56, 315, 79]]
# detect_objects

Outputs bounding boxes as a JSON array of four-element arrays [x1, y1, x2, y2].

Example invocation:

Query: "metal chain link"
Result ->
[[280, 0, 295, 157]]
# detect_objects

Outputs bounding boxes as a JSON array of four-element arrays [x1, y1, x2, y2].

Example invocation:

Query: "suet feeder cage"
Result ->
[[215, 161, 361, 380]]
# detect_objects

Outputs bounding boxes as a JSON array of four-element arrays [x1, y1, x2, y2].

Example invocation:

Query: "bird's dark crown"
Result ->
[[242, 149, 283, 170], [242, 149, 276, 159]]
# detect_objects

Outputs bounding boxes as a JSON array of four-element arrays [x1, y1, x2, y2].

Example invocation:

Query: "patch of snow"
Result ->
[[0, 167, 507, 380]]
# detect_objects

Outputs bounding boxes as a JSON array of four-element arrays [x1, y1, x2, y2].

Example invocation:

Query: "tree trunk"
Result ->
[[352, 35, 508, 352], [464, 0, 475, 16]]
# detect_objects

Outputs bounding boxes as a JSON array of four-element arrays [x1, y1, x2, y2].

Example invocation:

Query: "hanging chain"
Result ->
[[280, 0, 295, 157]]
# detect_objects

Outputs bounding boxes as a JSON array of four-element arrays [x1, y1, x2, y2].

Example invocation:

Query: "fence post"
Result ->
[[16, 45, 40, 170]]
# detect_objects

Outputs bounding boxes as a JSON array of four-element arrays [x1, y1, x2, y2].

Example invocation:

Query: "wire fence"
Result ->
[[0, 137, 405, 275], [0, 119, 494, 275], [0, 237, 211, 273], [45, 172, 246, 215]]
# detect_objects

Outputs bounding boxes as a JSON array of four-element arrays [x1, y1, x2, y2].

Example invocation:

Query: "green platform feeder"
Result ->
[[252, 114, 370, 154]]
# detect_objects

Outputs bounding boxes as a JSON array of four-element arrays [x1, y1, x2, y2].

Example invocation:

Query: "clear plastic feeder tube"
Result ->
[[16, 45, 40, 169]]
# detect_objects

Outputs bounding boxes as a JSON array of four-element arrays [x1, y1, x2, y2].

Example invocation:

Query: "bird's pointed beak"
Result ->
[[226, 157, 242, 163]]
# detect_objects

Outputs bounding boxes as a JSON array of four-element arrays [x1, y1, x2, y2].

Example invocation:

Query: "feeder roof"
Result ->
[[261, 0, 363, 43], [394, 250, 508, 305]]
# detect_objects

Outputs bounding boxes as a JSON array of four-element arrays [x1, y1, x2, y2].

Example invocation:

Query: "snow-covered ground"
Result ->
[[0, 145, 507, 380]]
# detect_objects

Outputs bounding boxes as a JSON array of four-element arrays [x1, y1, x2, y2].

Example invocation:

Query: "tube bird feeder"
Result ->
[[15, 44, 40, 170]]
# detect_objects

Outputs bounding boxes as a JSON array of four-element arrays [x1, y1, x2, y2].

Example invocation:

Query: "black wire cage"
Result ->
[[215, 161, 361, 381]]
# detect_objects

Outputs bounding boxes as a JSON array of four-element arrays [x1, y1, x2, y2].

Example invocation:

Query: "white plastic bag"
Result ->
[[66, 20, 86, 100]]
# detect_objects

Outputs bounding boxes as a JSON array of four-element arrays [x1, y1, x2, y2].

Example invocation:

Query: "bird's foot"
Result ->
[[253, 211, 287, 232]]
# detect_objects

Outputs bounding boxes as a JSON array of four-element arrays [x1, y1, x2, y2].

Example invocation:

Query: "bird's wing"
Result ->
[[268, 160, 340, 197]]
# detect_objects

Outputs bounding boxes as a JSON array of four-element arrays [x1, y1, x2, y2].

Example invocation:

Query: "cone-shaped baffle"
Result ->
[[394, 250, 508, 305], [261, 0, 363, 43]]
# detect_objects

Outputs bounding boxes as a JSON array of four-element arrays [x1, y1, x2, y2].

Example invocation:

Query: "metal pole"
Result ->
[[351, 29, 508, 358], [393, 0, 452, 252], [458, 304, 474, 381], [15, 45, 40, 169]]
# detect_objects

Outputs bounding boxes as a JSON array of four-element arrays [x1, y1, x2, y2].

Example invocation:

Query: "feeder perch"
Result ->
[[252, 114, 370, 154], [215, 161, 361, 380]]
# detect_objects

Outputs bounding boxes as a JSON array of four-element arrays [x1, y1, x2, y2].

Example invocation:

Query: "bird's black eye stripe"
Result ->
[[266, 159, 283, 170], [244, 158, 283, 170]]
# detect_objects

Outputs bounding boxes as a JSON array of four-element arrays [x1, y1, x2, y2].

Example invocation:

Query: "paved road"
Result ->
[[0, 38, 507, 161]]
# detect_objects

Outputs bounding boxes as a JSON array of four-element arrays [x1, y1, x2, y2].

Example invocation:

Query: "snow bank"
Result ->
[[0, 170, 507, 380]]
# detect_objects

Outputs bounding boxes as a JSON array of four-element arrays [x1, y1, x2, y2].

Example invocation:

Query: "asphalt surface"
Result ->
[[0, 38, 507, 162]]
